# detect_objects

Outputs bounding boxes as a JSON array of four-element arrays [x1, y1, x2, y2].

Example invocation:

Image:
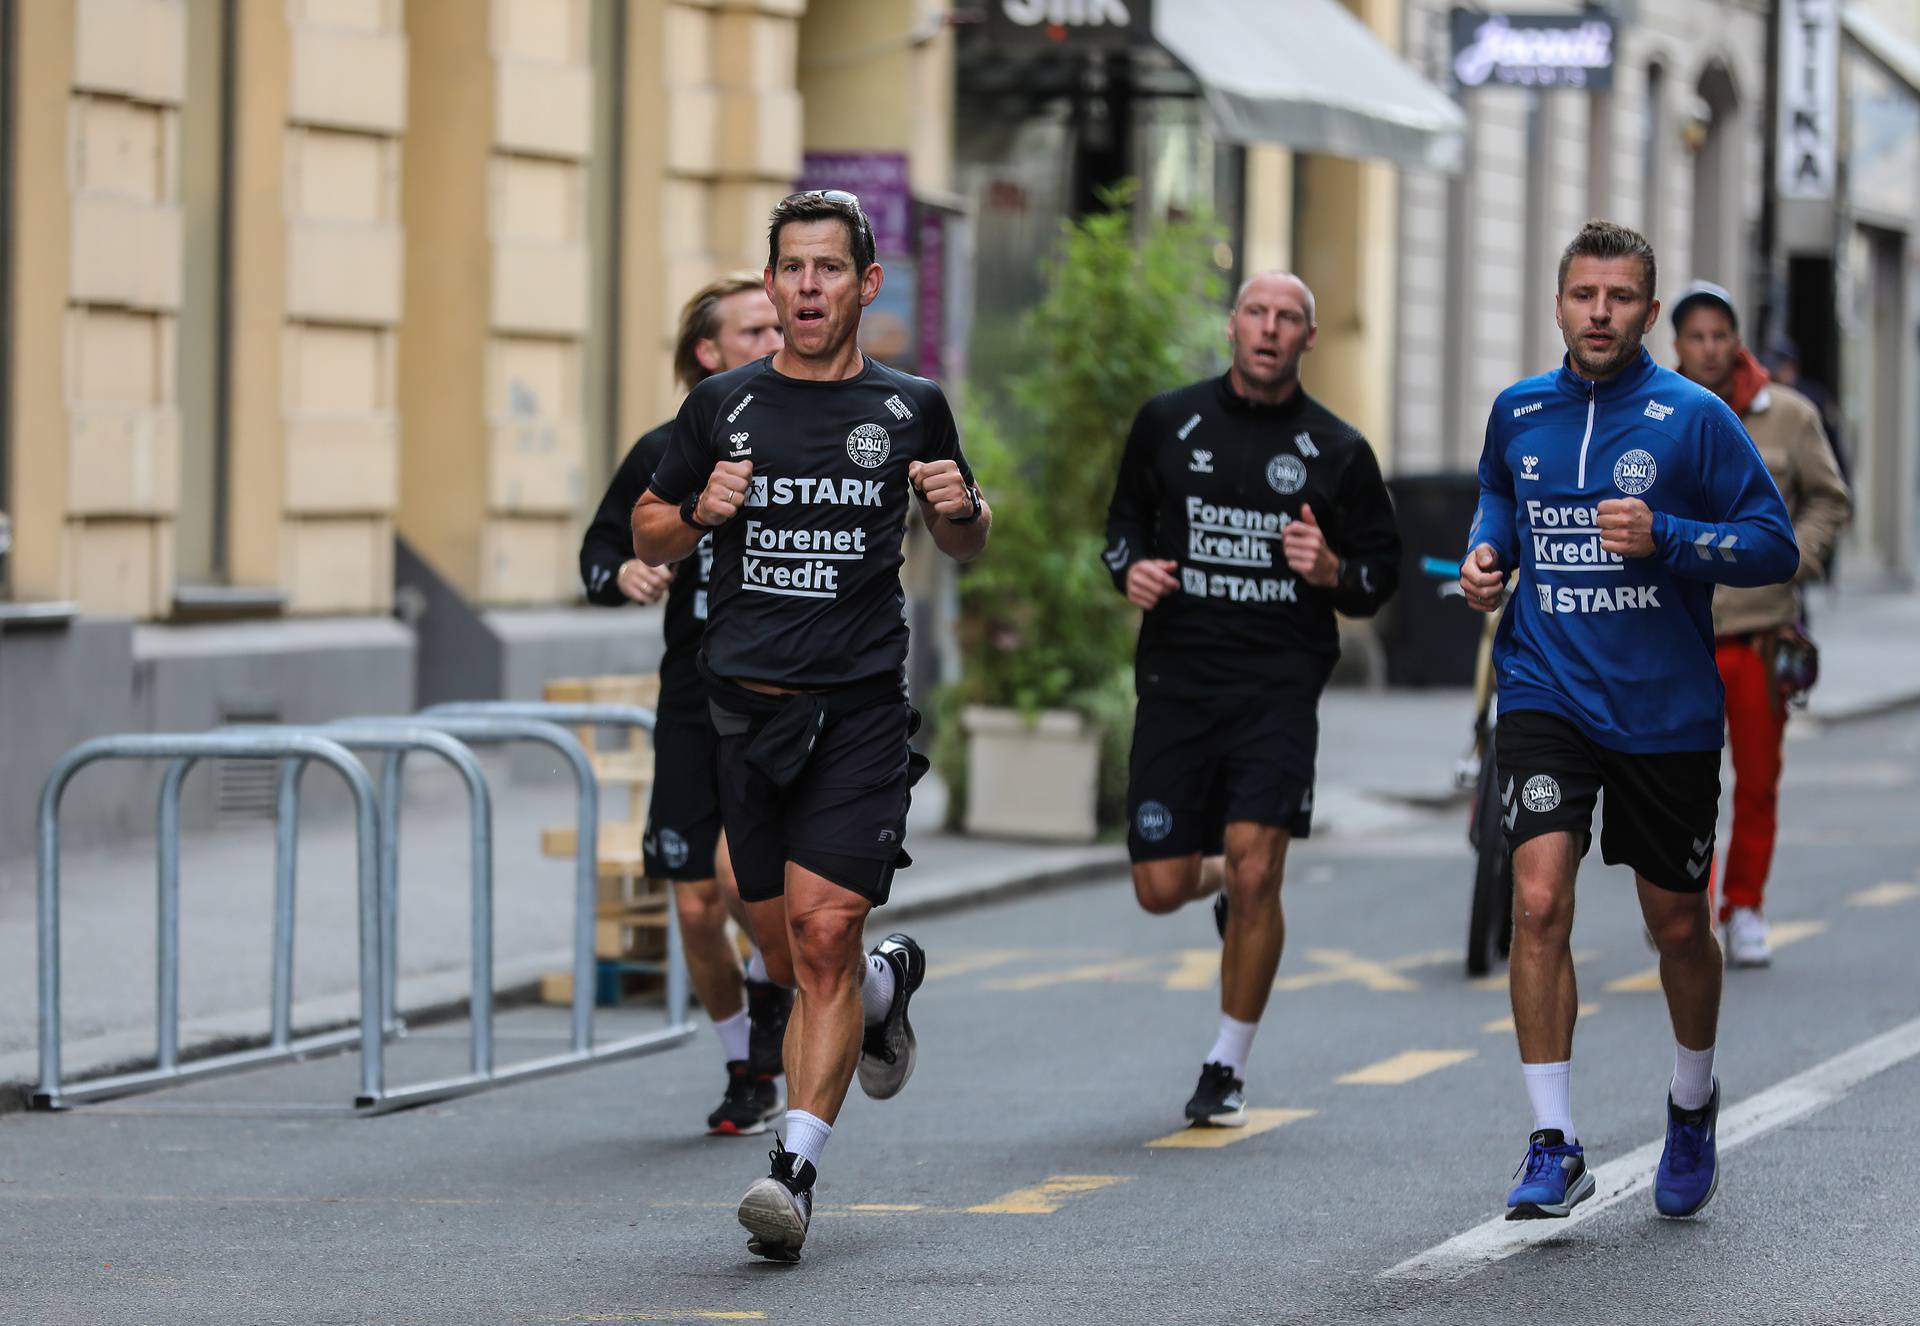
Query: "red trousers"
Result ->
[[1715, 636, 1788, 920]]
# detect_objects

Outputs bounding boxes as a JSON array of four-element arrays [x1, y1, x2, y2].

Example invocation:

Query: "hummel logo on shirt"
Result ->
[[1643, 399, 1675, 421], [728, 432, 751, 456], [1520, 455, 1541, 481], [1189, 449, 1214, 473]]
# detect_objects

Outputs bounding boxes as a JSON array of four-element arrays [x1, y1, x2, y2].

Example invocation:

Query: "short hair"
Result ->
[[673, 272, 765, 391], [1557, 219, 1658, 301], [766, 192, 876, 275], [1234, 272, 1317, 327]]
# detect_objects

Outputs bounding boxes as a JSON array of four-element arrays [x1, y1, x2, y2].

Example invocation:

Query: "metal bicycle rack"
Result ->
[[33, 705, 696, 1116], [417, 701, 691, 1027], [342, 711, 695, 1111], [34, 732, 384, 1110]]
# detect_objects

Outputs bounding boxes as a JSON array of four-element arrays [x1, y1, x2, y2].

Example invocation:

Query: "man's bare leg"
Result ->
[[1218, 823, 1290, 1022], [1133, 854, 1225, 915], [1509, 832, 1581, 1063]]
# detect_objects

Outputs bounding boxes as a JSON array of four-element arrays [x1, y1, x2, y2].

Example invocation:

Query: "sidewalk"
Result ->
[[4, 586, 1913, 1105]]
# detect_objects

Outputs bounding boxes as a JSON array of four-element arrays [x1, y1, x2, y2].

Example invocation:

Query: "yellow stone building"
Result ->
[[0, 0, 1464, 851]]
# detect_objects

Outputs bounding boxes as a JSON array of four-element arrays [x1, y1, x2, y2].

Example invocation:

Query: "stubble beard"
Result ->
[[1566, 323, 1645, 381]]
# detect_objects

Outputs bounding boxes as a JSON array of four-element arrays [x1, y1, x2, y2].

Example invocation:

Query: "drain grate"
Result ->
[[213, 711, 282, 822]]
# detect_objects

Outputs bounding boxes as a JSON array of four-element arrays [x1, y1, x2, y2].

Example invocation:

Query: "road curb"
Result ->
[[881, 846, 1130, 924]]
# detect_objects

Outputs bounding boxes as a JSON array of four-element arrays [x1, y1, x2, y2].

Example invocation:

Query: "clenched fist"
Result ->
[[908, 459, 974, 520], [1125, 558, 1180, 612], [617, 559, 673, 605], [697, 459, 753, 527], [1460, 543, 1505, 613], [1281, 503, 1339, 588], [1596, 497, 1655, 558]]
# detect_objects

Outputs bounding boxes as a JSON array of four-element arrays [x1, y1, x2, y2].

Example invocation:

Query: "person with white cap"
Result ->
[[1670, 279, 1852, 966]]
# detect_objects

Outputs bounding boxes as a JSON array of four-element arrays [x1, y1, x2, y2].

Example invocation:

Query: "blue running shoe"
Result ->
[[1654, 1078, 1720, 1218], [1505, 1129, 1596, 1220]]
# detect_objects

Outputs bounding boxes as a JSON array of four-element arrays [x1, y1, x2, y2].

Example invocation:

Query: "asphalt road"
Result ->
[[4, 710, 1919, 1325]]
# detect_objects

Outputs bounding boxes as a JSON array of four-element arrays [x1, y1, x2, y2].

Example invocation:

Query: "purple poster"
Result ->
[[917, 207, 945, 380], [796, 152, 913, 256]]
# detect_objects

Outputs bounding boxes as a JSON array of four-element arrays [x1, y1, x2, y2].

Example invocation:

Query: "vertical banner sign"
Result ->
[[1777, 0, 1839, 200]]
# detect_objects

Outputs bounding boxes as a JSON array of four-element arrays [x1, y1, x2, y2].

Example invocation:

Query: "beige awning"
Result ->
[[1153, 0, 1467, 173], [1844, 5, 1920, 95]]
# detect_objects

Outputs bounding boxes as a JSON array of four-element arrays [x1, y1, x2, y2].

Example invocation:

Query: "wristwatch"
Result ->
[[946, 483, 983, 525], [679, 491, 716, 531]]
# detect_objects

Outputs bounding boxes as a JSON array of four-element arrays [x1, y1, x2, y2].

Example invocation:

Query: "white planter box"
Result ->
[[961, 705, 1100, 843]]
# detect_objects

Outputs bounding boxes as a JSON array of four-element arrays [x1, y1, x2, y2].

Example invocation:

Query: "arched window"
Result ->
[[1640, 60, 1667, 248]]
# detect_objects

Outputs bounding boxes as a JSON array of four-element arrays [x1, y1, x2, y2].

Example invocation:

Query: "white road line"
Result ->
[[1381, 1014, 1920, 1283]]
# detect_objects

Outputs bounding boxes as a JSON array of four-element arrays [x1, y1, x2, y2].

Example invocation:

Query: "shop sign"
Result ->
[[1450, 11, 1615, 90], [1777, 0, 1839, 201], [987, 0, 1151, 49]]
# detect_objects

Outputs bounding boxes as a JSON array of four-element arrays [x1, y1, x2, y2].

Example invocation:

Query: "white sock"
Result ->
[[783, 1109, 832, 1171], [712, 1007, 750, 1064], [1204, 1015, 1259, 1078], [1671, 1043, 1716, 1111], [860, 952, 895, 1026], [1522, 1060, 1575, 1141], [744, 948, 770, 985]]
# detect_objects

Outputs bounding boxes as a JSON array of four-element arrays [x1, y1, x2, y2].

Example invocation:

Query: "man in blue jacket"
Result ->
[[1460, 220, 1796, 1223]]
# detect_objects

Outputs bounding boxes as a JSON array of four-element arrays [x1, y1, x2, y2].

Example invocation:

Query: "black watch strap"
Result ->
[[679, 492, 716, 531], [946, 484, 982, 525]]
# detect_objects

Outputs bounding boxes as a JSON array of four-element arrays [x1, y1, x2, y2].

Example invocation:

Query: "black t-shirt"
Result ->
[[579, 421, 710, 718], [1103, 376, 1402, 698], [646, 355, 971, 689]]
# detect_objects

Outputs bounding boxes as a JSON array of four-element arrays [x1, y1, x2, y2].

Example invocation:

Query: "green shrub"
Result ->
[[939, 185, 1226, 831]]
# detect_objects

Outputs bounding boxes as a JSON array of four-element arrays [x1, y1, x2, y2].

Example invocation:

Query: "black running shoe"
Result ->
[[737, 1142, 815, 1262], [707, 1061, 782, 1137], [1184, 1061, 1248, 1127], [745, 978, 793, 1079], [857, 933, 925, 1100], [1213, 892, 1229, 940]]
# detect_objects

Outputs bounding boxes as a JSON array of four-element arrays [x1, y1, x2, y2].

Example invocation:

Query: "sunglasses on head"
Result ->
[[785, 188, 863, 210]]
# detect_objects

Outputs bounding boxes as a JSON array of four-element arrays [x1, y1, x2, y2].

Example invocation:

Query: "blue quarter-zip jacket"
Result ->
[[1466, 348, 1797, 753]]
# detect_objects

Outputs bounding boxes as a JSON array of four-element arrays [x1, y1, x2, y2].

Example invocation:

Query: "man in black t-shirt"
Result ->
[[580, 273, 786, 1138], [633, 191, 990, 1263], [1104, 271, 1401, 1130]]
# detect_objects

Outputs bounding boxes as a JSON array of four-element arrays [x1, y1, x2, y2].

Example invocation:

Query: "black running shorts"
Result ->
[[642, 707, 723, 881], [1126, 691, 1318, 862], [716, 699, 915, 907], [1495, 708, 1721, 893]]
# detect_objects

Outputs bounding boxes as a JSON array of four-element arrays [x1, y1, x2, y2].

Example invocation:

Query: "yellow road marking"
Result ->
[[1483, 1003, 1598, 1034], [1274, 948, 1456, 994], [986, 956, 1160, 991], [965, 1175, 1129, 1214], [1145, 1108, 1315, 1148], [1337, 1049, 1476, 1085], [1163, 948, 1220, 991], [925, 948, 1044, 981], [1850, 882, 1920, 908], [1608, 919, 1830, 991]]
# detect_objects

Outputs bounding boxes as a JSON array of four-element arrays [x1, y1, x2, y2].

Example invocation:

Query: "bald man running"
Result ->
[[1102, 272, 1403, 1127]]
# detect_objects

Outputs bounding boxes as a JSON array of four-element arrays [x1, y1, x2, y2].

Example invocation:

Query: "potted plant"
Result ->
[[939, 186, 1225, 841]]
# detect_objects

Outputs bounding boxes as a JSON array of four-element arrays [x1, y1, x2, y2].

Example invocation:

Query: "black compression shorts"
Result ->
[[1496, 708, 1721, 893]]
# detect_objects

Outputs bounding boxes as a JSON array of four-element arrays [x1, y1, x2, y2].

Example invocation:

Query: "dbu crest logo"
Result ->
[[1613, 449, 1657, 495], [1135, 801, 1174, 843], [1266, 454, 1307, 495], [846, 423, 891, 468]]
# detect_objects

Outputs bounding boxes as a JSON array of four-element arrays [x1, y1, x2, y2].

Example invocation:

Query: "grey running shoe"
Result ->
[[857, 933, 925, 1100], [737, 1143, 815, 1263]]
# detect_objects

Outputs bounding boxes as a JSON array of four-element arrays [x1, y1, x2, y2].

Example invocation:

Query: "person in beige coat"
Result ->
[[1670, 281, 1852, 966]]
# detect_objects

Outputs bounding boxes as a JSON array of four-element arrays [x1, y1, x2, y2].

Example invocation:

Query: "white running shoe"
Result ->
[[1724, 907, 1772, 967]]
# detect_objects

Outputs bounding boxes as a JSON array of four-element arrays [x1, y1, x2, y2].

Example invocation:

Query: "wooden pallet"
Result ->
[[539, 960, 665, 1008]]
